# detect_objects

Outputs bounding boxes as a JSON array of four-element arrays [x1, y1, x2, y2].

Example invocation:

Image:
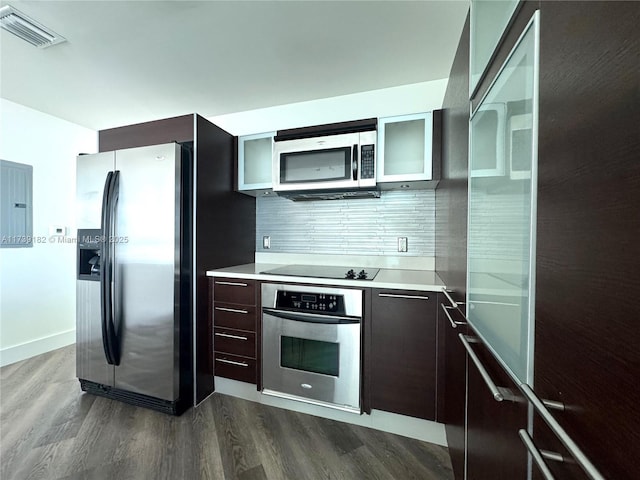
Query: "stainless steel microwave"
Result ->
[[273, 130, 377, 193]]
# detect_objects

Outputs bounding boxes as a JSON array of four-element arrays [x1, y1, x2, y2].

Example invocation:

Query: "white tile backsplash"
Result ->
[[256, 190, 435, 257]]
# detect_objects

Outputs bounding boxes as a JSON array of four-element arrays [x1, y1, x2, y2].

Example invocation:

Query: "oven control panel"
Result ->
[[276, 290, 345, 315]]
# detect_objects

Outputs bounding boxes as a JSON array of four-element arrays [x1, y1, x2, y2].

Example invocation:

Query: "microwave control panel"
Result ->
[[360, 144, 375, 179]]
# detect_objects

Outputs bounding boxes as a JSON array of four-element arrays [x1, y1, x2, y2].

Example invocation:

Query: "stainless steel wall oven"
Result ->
[[261, 283, 362, 413]]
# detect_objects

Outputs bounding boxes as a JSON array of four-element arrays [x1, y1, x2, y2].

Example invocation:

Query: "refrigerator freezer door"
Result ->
[[112, 143, 181, 402], [76, 152, 115, 229], [76, 151, 115, 384], [76, 280, 114, 386]]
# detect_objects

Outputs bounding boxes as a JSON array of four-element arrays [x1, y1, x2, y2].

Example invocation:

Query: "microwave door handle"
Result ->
[[352, 144, 358, 181]]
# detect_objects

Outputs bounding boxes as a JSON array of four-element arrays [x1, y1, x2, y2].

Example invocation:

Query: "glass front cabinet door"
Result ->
[[377, 111, 439, 189], [467, 11, 539, 385], [237, 131, 274, 196], [470, 0, 521, 95]]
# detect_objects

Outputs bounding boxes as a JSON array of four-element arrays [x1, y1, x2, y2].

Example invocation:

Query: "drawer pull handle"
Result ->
[[519, 384, 604, 480], [215, 281, 248, 287], [440, 303, 466, 329], [215, 332, 248, 341], [378, 293, 429, 300], [215, 306, 248, 314], [216, 358, 249, 367], [519, 430, 557, 480], [442, 288, 465, 308], [458, 334, 515, 402]]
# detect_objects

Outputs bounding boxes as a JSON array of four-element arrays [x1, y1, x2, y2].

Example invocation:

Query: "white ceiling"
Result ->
[[0, 0, 469, 131]]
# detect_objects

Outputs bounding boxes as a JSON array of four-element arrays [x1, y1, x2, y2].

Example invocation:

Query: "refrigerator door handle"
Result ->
[[105, 170, 121, 365], [100, 171, 116, 365]]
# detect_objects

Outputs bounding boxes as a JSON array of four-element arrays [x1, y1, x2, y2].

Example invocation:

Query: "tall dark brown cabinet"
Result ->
[[437, 2, 640, 479], [532, 2, 640, 479], [98, 114, 256, 405], [435, 12, 470, 480]]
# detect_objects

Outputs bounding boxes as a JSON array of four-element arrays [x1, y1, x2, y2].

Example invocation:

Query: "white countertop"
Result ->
[[206, 263, 445, 292]]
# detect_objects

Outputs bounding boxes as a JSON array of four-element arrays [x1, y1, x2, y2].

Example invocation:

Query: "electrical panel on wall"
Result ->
[[0, 160, 33, 248]]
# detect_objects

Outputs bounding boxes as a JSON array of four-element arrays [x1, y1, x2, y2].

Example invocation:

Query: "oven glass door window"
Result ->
[[280, 336, 339, 377], [280, 148, 351, 183]]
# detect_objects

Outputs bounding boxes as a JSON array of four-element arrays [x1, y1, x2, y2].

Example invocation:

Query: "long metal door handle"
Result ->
[[215, 332, 248, 341], [459, 334, 514, 402], [215, 306, 248, 314], [100, 171, 115, 366], [262, 307, 359, 325], [519, 384, 605, 480], [441, 287, 460, 308], [378, 293, 429, 300], [106, 170, 120, 365], [216, 358, 249, 367], [440, 303, 466, 329], [519, 430, 556, 480], [215, 281, 248, 287], [352, 144, 358, 180]]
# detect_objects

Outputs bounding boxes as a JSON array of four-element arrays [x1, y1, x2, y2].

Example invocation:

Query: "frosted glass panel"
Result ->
[[470, 0, 520, 94], [470, 103, 506, 176], [243, 136, 272, 185], [467, 12, 538, 384], [383, 119, 426, 176]]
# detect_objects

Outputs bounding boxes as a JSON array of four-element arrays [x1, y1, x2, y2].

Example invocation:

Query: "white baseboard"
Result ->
[[213, 376, 448, 447], [0, 329, 75, 367]]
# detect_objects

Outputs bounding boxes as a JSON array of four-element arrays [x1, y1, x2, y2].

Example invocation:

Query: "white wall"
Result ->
[[0, 99, 97, 366], [208, 79, 448, 135]]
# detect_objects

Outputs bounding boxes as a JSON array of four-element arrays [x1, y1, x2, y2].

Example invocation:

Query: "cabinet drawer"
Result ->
[[214, 353, 256, 384], [213, 303, 256, 331], [214, 327, 256, 358], [213, 278, 256, 305]]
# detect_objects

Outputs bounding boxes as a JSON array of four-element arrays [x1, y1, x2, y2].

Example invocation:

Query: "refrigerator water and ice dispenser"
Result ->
[[77, 228, 101, 281]]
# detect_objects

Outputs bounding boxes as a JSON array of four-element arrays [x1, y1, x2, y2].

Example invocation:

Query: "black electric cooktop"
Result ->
[[261, 264, 380, 281]]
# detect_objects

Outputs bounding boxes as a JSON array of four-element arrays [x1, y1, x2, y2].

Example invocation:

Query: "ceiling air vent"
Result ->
[[0, 5, 66, 48]]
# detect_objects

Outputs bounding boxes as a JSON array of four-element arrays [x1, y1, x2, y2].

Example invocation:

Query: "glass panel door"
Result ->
[[238, 132, 274, 191], [280, 336, 339, 377], [470, 0, 521, 95], [377, 112, 433, 182], [280, 148, 351, 183], [467, 12, 539, 385]]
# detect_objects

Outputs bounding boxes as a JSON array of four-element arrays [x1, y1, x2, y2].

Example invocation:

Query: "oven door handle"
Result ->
[[262, 307, 360, 325]]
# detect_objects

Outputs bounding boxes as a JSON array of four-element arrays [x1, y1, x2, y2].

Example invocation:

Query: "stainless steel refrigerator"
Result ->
[[76, 142, 192, 415]]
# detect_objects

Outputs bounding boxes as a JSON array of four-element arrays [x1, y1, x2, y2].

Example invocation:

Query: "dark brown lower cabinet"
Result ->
[[370, 289, 437, 420], [465, 336, 528, 480], [212, 278, 258, 386]]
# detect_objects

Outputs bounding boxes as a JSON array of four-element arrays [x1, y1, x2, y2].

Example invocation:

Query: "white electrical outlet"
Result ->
[[263, 236, 271, 249], [398, 237, 408, 252]]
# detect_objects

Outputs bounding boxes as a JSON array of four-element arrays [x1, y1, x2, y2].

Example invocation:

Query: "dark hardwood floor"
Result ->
[[1, 346, 453, 480]]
